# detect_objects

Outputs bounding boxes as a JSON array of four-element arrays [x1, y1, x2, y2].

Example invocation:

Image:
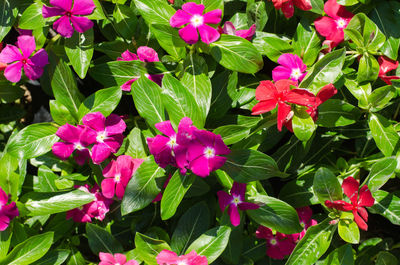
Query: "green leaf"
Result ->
[[86, 223, 123, 255], [22, 190, 95, 216], [0, 77, 24, 103], [95, 40, 130, 59], [376, 251, 398, 265], [151, 24, 186, 60], [210, 35, 264, 74], [344, 79, 370, 109], [50, 100, 76, 125], [0, 153, 20, 201], [135, 233, 171, 265], [310, 0, 324, 14], [78, 86, 122, 119], [247, 194, 303, 234], [253, 33, 293, 62], [279, 173, 319, 208], [221, 149, 288, 182], [0, 0, 17, 42], [66, 248, 85, 265], [292, 108, 316, 142], [246, 0, 268, 31], [65, 29, 94, 79], [113, 4, 137, 39], [313, 167, 342, 204], [338, 219, 360, 244], [369, 113, 400, 157], [368, 85, 396, 112], [0, 229, 12, 257], [369, 190, 400, 225], [191, 0, 224, 14], [7, 123, 59, 159], [171, 201, 210, 254], [323, 244, 354, 265], [186, 226, 231, 264], [286, 219, 336, 265], [161, 74, 204, 128], [133, 0, 176, 26], [300, 48, 346, 93], [18, 3, 45, 29], [125, 128, 147, 159], [34, 166, 58, 192], [0, 232, 54, 265], [357, 54, 380, 83], [121, 157, 164, 215], [131, 76, 165, 129], [364, 157, 397, 192], [213, 125, 251, 145], [31, 250, 70, 265], [317, 99, 361, 127], [293, 19, 321, 65]]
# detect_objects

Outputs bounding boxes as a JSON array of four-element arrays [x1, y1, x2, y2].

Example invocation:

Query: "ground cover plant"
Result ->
[[0, 0, 400, 264]]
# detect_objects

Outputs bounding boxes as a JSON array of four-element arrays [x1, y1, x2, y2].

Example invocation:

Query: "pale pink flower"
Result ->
[[99, 252, 139, 265]]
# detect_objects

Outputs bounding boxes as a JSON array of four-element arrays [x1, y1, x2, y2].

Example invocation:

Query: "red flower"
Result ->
[[314, 0, 353, 50], [251, 79, 315, 131], [378, 56, 400, 85], [271, 0, 312, 18], [325, 177, 375, 231], [256, 226, 296, 260]]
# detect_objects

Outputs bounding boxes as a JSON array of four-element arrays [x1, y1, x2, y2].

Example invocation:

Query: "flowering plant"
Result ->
[[0, 0, 400, 264]]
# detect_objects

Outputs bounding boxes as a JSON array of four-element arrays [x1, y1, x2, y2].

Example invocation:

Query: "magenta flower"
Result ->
[[0, 187, 19, 231], [42, 0, 96, 38], [82, 112, 126, 164], [101, 155, 143, 200], [66, 184, 113, 223], [170, 2, 222, 44], [218, 22, 256, 41], [156, 250, 208, 265], [117, 47, 163, 91], [52, 124, 97, 165], [99, 252, 139, 265], [256, 226, 296, 260], [272, 54, 307, 83], [217, 182, 259, 226], [291, 206, 317, 241], [187, 130, 230, 177], [0, 36, 48, 83]]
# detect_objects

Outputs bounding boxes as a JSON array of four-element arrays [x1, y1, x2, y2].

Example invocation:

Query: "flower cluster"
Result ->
[[99, 252, 139, 265], [0, 36, 48, 83], [270, 0, 312, 18], [117, 47, 163, 91], [66, 184, 113, 223], [52, 112, 126, 165], [147, 117, 230, 178], [156, 250, 208, 265], [0, 187, 19, 231]]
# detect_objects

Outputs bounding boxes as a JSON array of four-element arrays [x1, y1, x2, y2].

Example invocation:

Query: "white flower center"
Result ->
[[191, 15, 204, 27], [232, 195, 241, 206], [96, 131, 108, 143], [291, 68, 302, 80], [204, 147, 215, 158], [336, 18, 347, 29], [270, 238, 278, 245], [167, 136, 178, 148], [114, 174, 121, 183], [177, 262, 187, 265], [74, 143, 84, 151]]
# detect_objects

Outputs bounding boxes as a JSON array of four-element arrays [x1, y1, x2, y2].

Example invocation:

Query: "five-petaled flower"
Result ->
[[325, 176, 375, 231], [256, 226, 296, 260], [217, 182, 259, 226], [0, 36, 48, 83], [378, 56, 400, 85], [314, 0, 353, 50], [218, 22, 256, 41], [270, 0, 312, 18], [0, 187, 19, 231], [156, 250, 208, 265], [170, 2, 222, 44], [291, 206, 318, 241], [99, 252, 139, 265], [42, 0, 96, 38], [272, 53, 308, 83]]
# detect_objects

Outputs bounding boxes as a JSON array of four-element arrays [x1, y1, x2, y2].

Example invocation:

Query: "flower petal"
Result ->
[[275, 79, 297, 93], [53, 16, 74, 38], [71, 0, 96, 15], [42, 5, 65, 18], [358, 185, 375, 207], [0, 215, 10, 231], [155, 120, 176, 137], [121, 79, 137, 91], [324, 0, 353, 19], [156, 250, 179, 264], [50, 0, 72, 10], [293, 0, 312, 11], [137, 46, 159, 62], [17, 36, 35, 59], [179, 24, 199, 44], [170, 10, 192, 28], [277, 102, 291, 131], [99, 252, 116, 263], [222, 21, 236, 35], [315, 84, 337, 106], [198, 24, 220, 44], [255, 225, 273, 239], [285, 88, 316, 106], [82, 112, 106, 132], [91, 143, 112, 164], [342, 176, 359, 203], [182, 2, 205, 15], [255, 80, 277, 101], [272, 66, 292, 82], [236, 24, 256, 41], [101, 178, 115, 199], [238, 202, 260, 211], [203, 9, 222, 24], [353, 208, 368, 231], [314, 17, 337, 38], [30, 49, 49, 67], [105, 114, 126, 135], [228, 204, 241, 226], [230, 182, 246, 199], [217, 190, 232, 212], [74, 149, 91, 165], [325, 200, 353, 211], [0, 45, 22, 64], [70, 16, 94, 33], [0, 189, 8, 206], [23, 63, 44, 80], [189, 155, 210, 177], [281, 1, 295, 18], [114, 253, 127, 264], [4, 62, 23, 83], [52, 142, 75, 160]]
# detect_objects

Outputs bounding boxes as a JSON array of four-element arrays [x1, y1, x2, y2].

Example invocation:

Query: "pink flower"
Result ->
[[271, 0, 312, 18], [42, 0, 96, 38], [314, 0, 353, 49], [82, 112, 126, 164], [291, 206, 317, 241], [272, 54, 307, 83], [66, 184, 113, 223], [101, 155, 143, 200], [325, 176, 375, 231], [17, 29, 33, 36], [156, 250, 208, 265], [170, 2, 222, 44], [117, 47, 163, 91], [0, 43, 6, 71], [256, 226, 296, 260], [186, 130, 230, 177], [378, 56, 400, 85], [0, 187, 19, 231], [52, 124, 97, 165], [218, 22, 256, 41], [152, 174, 172, 202], [217, 182, 259, 226], [0, 36, 49, 83], [99, 252, 139, 265]]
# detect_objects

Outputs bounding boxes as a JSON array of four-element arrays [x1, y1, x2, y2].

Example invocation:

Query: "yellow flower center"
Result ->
[[204, 147, 215, 158]]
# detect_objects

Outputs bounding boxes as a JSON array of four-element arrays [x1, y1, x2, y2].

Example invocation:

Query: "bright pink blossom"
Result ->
[[170, 2, 222, 44], [82, 112, 126, 164], [251, 80, 315, 131], [101, 155, 143, 200], [0, 187, 19, 231], [0, 36, 49, 82], [99, 252, 139, 265], [218, 22, 256, 41], [256, 226, 296, 260], [52, 124, 97, 165], [271, 0, 312, 18], [0, 43, 6, 71], [378, 56, 400, 85], [117, 47, 163, 91], [156, 250, 208, 265], [272, 54, 307, 82], [217, 182, 259, 226], [42, 0, 96, 38], [325, 176, 375, 231], [314, 0, 353, 49], [66, 184, 113, 223], [291, 206, 317, 241]]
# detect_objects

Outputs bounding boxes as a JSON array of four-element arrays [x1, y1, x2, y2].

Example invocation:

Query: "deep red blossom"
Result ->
[[378, 56, 400, 85], [325, 176, 375, 231], [256, 226, 296, 260], [271, 0, 312, 18]]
